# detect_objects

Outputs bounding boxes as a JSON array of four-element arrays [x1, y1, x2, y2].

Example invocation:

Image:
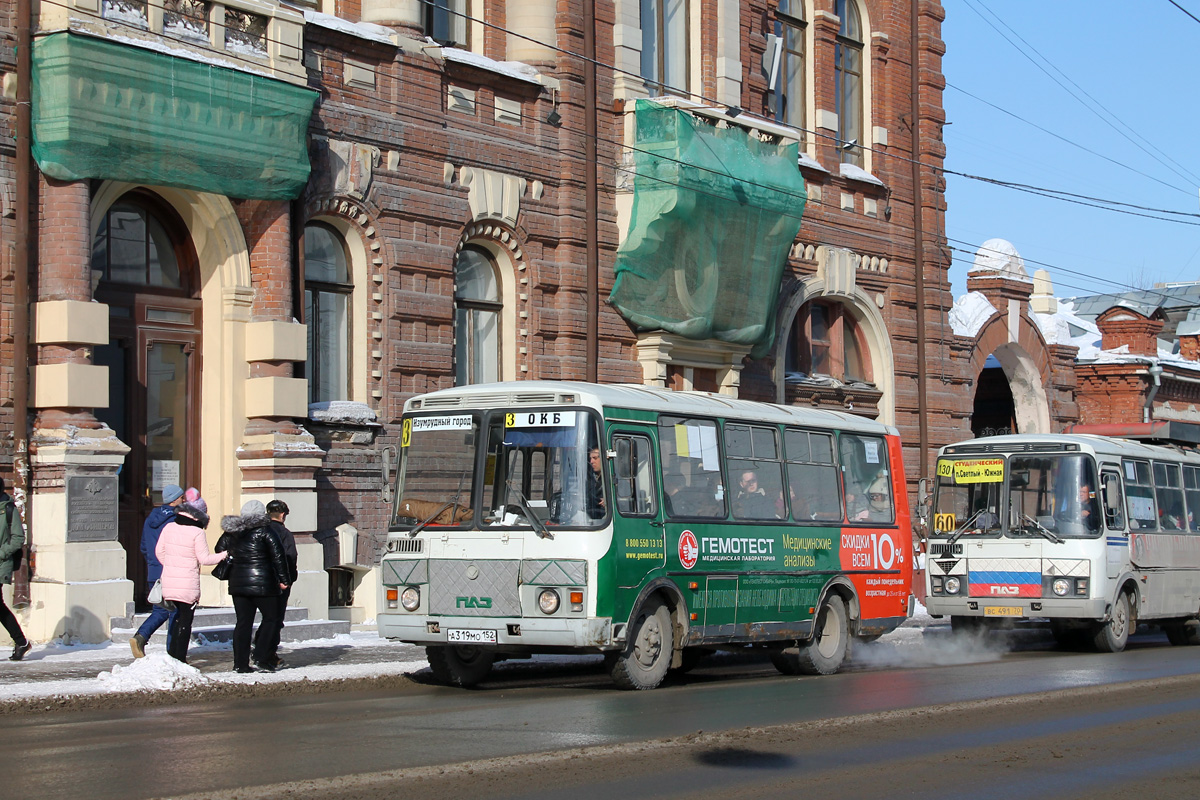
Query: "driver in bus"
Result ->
[[586, 447, 605, 519], [1059, 482, 1100, 533]]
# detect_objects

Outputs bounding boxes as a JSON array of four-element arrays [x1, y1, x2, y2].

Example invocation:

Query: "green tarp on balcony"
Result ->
[[32, 32, 317, 200], [610, 100, 807, 356]]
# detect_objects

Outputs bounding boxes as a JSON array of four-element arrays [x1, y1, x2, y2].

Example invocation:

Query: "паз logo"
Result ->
[[456, 596, 493, 608], [678, 530, 699, 570]]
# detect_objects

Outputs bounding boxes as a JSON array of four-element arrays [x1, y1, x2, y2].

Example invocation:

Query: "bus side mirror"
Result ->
[[381, 445, 396, 504], [1103, 474, 1121, 513], [614, 439, 632, 479], [918, 478, 930, 508]]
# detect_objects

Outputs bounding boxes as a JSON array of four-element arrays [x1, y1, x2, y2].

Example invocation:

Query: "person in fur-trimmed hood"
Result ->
[[216, 500, 289, 673], [155, 497, 226, 664]]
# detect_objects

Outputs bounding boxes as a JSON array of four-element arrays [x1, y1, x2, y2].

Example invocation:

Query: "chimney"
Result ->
[[1096, 304, 1165, 357]]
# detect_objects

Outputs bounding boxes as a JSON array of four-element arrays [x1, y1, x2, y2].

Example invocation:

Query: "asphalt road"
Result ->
[[7, 630, 1200, 800]]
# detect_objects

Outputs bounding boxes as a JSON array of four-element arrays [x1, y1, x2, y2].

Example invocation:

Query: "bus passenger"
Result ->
[[734, 469, 775, 519]]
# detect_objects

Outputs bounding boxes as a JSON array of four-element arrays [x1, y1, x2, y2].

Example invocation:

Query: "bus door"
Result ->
[[1100, 466, 1127, 579], [611, 430, 667, 593]]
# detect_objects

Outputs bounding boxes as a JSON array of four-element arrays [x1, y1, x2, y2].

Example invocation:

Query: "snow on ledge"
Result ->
[[839, 162, 884, 186], [309, 400, 379, 425], [949, 291, 998, 338], [438, 46, 543, 85], [303, 10, 397, 46], [798, 151, 827, 172]]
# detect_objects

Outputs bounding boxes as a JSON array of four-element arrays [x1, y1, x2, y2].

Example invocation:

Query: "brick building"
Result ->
[[0, 0, 970, 642]]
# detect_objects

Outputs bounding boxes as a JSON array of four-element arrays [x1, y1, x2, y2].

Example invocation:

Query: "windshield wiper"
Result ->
[[503, 486, 552, 540], [945, 509, 1001, 546], [1018, 513, 1063, 544], [409, 502, 456, 537]]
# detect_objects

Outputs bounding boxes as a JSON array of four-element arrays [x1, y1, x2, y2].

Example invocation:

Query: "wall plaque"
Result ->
[[66, 476, 119, 542]]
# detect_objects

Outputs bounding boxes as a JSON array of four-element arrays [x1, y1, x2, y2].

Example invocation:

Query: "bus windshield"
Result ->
[[933, 453, 1100, 540], [392, 408, 604, 530]]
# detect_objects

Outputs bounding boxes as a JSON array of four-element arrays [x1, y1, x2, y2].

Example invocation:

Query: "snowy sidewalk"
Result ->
[[0, 628, 432, 705]]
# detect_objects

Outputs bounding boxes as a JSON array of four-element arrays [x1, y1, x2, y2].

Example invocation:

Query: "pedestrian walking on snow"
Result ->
[[0, 479, 31, 661], [131, 484, 186, 658], [155, 496, 226, 664], [253, 499, 298, 670], [216, 500, 290, 673]]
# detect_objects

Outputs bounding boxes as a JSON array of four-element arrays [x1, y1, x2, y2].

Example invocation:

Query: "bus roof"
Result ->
[[939, 432, 1200, 464], [407, 381, 898, 436]]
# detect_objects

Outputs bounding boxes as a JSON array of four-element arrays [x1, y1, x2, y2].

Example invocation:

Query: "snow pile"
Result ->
[[948, 291, 998, 338], [303, 9, 397, 46], [1032, 297, 1100, 348], [439, 47, 543, 84], [838, 163, 884, 186], [309, 400, 379, 425], [96, 653, 210, 693]]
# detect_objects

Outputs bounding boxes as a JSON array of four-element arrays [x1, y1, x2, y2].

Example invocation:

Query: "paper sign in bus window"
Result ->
[[674, 424, 719, 471], [938, 458, 1004, 484]]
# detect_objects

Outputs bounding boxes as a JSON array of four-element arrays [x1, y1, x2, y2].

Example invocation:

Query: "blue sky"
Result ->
[[941, 1, 1200, 301]]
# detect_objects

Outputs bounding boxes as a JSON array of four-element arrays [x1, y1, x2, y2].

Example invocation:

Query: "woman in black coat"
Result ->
[[216, 500, 290, 673]]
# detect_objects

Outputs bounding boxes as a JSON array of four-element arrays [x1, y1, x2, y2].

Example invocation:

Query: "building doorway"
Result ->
[[971, 356, 1016, 437], [91, 192, 202, 606]]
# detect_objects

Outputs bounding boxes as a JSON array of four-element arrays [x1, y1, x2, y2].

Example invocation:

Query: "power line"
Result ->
[[1168, 0, 1200, 27], [945, 81, 1195, 199], [963, 0, 1200, 188]]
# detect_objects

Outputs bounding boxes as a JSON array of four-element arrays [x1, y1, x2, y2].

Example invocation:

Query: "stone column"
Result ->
[[26, 177, 130, 644], [507, 0, 557, 65], [232, 200, 327, 621], [359, 0, 422, 38]]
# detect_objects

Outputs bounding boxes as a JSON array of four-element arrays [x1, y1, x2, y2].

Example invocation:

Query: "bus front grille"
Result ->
[[428, 559, 521, 616]]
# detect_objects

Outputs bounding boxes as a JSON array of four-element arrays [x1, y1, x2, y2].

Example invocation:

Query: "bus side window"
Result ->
[[614, 435, 657, 517], [1101, 469, 1125, 531], [1185, 466, 1200, 532]]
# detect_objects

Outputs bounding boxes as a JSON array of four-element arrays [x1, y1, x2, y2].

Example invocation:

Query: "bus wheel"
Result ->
[[1163, 620, 1200, 646], [426, 645, 495, 688], [794, 595, 849, 675], [1092, 593, 1131, 653], [609, 597, 673, 690]]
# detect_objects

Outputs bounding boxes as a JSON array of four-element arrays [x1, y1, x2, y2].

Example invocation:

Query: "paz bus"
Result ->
[[925, 433, 1200, 650], [378, 381, 914, 689]]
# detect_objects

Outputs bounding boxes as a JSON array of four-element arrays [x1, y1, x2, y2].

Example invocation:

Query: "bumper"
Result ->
[[925, 595, 1108, 620], [378, 613, 614, 649]]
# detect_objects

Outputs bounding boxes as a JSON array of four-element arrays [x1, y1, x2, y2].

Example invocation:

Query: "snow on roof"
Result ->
[[438, 46, 543, 85], [1032, 297, 1099, 350], [949, 291, 998, 338], [971, 238, 1029, 279], [838, 162, 884, 186], [303, 9, 397, 46]]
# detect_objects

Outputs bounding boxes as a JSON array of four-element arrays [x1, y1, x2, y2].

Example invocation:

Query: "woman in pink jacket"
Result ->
[[155, 497, 227, 663]]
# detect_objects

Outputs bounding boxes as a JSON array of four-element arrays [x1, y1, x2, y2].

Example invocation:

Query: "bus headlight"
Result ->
[[538, 589, 560, 615], [1053, 578, 1070, 597], [401, 586, 421, 611], [944, 577, 961, 595]]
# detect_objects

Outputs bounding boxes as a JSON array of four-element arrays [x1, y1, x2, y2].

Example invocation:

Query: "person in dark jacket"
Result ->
[[130, 483, 185, 658], [216, 500, 289, 673], [0, 479, 31, 661], [253, 499, 298, 670]]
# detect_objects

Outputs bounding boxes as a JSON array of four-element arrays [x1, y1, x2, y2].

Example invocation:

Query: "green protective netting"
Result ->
[[610, 100, 807, 357], [32, 33, 317, 201]]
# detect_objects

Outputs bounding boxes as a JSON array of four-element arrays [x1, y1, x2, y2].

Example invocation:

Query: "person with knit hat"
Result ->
[[131, 483, 186, 658], [154, 495, 226, 663], [216, 499, 290, 673]]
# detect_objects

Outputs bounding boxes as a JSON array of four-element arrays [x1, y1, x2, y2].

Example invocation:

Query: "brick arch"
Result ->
[[967, 312, 1053, 435]]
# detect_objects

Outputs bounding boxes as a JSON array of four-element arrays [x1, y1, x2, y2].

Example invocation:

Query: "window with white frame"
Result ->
[[304, 222, 352, 403], [774, 0, 806, 141], [425, 0, 468, 47], [454, 245, 502, 386], [640, 0, 688, 95], [834, 0, 864, 167]]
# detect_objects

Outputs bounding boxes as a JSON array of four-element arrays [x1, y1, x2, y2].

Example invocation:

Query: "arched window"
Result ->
[[455, 245, 502, 385], [774, 0, 806, 140], [834, 0, 864, 167], [787, 300, 872, 384], [641, 0, 689, 94], [304, 222, 352, 403], [91, 199, 186, 291]]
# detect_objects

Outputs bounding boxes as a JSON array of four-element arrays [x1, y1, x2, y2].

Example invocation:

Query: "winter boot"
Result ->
[[129, 634, 147, 658], [9, 641, 31, 661]]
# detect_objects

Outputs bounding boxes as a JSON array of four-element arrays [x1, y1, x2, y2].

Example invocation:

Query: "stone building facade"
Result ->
[[0, 0, 973, 642]]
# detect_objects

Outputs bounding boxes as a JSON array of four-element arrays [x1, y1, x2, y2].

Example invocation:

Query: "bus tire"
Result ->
[[1092, 592, 1131, 653], [426, 645, 495, 688], [1164, 620, 1200, 646], [609, 597, 673, 690], [793, 595, 849, 676]]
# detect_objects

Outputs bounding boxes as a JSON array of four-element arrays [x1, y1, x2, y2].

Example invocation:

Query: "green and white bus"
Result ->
[[379, 381, 914, 689], [926, 433, 1200, 650]]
